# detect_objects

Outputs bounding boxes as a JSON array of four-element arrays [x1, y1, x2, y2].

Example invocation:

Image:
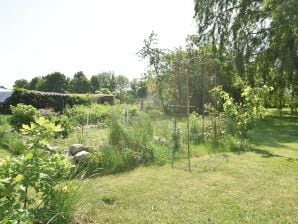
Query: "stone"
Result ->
[[69, 144, 85, 155], [65, 150, 75, 163], [45, 144, 57, 153], [74, 150, 90, 163], [84, 146, 95, 152]]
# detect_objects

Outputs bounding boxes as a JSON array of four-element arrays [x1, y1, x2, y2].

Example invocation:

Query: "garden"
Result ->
[[1, 81, 297, 223], [1, 0, 298, 222]]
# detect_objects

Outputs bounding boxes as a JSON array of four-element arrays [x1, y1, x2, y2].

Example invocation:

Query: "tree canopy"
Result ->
[[194, 0, 298, 111]]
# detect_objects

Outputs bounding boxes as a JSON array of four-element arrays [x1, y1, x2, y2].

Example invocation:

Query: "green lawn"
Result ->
[[73, 115, 298, 223]]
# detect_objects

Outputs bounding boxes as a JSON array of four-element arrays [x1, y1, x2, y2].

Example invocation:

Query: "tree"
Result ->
[[194, 0, 298, 111], [28, 77, 43, 90], [138, 32, 169, 112], [90, 72, 116, 93], [40, 72, 68, 93], [13, 79, 29, 89], [130, 78, 147, 99], [70, 71, 90, 93], [90, 75, 101, 93], [115, 75, 129, 92]]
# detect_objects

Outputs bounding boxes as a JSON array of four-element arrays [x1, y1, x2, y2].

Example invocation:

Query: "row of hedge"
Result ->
[[0, 89, 93, 114]]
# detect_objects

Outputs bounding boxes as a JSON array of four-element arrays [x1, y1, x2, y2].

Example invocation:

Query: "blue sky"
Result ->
[[0, 0, 196, 88]]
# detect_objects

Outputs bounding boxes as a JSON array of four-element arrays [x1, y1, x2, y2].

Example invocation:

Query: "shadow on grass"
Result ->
[[232, 145, 282, 158], [249, 116, 298, 149]]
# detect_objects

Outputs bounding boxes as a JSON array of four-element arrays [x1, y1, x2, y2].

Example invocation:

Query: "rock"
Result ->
[[69, 144, 85, 155], [74, 150, 90, 163], [84, 146, 95, 152], [65, 150, 75, 163], [45, 144, 57, 153]]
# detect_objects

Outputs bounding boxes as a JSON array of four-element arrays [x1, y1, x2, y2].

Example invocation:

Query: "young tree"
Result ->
[[138, 32, 169, 112]]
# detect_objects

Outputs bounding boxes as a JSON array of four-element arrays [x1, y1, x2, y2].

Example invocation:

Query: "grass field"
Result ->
[[73, 115, 298, 223]]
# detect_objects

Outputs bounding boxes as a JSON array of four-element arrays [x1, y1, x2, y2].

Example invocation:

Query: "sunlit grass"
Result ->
[[73, 115, 298, 223]]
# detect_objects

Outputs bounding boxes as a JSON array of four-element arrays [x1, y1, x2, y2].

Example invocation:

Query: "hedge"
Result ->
[[0, 89, 91, 114]]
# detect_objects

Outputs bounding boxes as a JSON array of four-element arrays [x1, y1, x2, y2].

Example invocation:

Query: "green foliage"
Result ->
[[109, 111, 153, 153], [98, 87, 111, 94], [70, 71, 90, 93], [189, 112, 202, 144], [40, 72, 69, 93], [21, 117, 62, 149], [0, 153, 73, 223], [210, 85, 272, 142], [138, 32, 170, 113], [194, 0, 298, 111], [78, 111, 158, 176], [0, 116, 26, 155], [0, 89, 93, 114], [13, 79, 29, 89], [54, 114, 74, 138], [90, 72, 116, 93], [0, 117, 74, 223], [66, 104, 111, 126], [10, 104, 39, 131], [67, 94, 92, 107]]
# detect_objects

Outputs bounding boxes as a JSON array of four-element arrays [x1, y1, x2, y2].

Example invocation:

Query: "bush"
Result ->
[[189, 112, 203, 144], [0, 152, 73, 223], [0, 89, 94, 114], [0, 116, 75, 223], [152, 144, 171, 166], [65, 104, 111, 126], [77, 112, 155, 177], [10, 103, 39, 131]]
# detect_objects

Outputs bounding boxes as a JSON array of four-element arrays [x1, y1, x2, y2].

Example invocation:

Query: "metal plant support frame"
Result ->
[[170, 55, 216, 172], [169, 57, 197, 173]]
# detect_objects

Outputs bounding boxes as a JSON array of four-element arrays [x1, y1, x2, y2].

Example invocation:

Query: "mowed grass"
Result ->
[[73, 115, 298, 224]]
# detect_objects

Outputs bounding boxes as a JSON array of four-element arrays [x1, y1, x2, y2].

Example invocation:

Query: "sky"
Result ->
[[0, 0, 197, 88]]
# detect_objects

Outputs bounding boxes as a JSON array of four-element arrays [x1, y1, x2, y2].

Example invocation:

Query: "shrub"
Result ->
[[152, 144, 171, 166], [0, 89, 94, 114], [0, 117, 75, 223], [210, 85, 272, 143], [10, 103, 39, 131], [109, 111, 154, 154], [0, 153, 73, 223], [75, 145, 143, 177], [77, 112, 155, 177], [189, 112, 203, 144], [50, 114, 75, 138], [65, 104, 111, 126]]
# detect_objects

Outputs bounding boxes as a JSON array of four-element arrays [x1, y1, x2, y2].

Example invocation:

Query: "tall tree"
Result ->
[[93, 72, 116, 92], [130, 78, 147, 99], [13, 79, 29, 89], [40, 72, 69, 93], [115, 75, 129, 92], [193, 0, 298, 110], [90, 75, 101, 93], [28, 77, 43, 90], [70, 71, 90, 93]]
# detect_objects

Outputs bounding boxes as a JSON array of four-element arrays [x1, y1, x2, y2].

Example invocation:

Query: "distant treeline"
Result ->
[[13, 71, 147, 102]]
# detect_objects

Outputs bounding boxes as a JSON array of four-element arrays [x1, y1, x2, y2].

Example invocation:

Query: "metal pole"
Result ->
[[185, 65, 191, 173], [202, 69, 205, 142]]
